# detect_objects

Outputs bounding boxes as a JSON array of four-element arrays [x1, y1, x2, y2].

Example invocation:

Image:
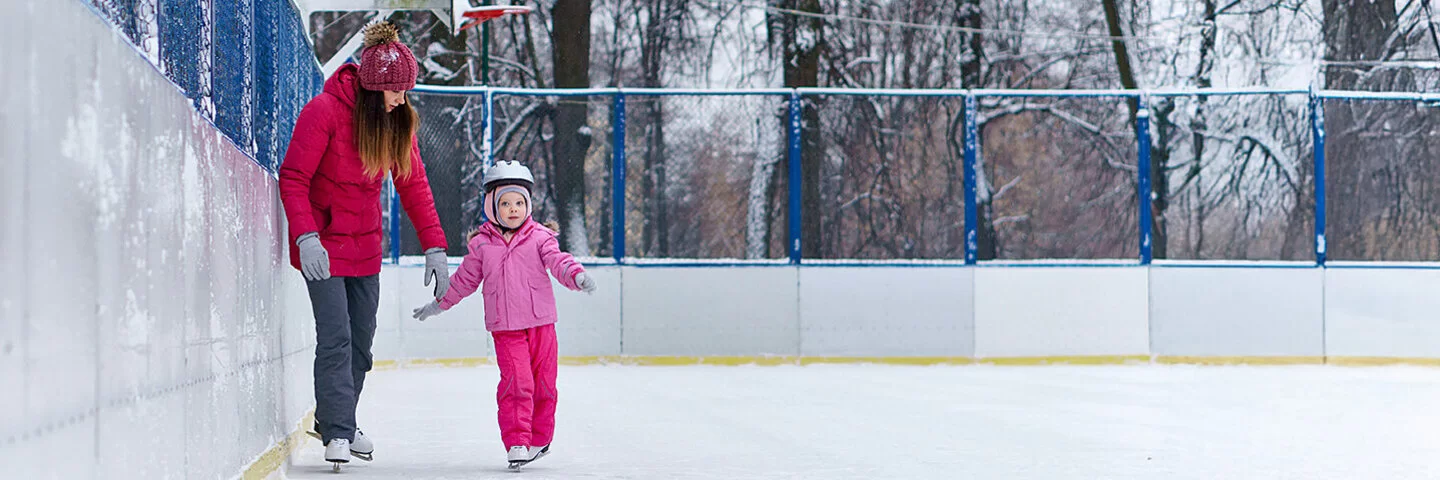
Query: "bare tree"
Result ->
[[551, 0, 594, 255], [767, 0, 824, 259]]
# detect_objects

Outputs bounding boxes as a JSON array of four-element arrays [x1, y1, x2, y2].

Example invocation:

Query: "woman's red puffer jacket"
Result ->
[[279, 63, 446, 277]]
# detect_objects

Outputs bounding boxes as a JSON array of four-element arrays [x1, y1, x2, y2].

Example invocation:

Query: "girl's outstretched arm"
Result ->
[[538, 235, 584, 291]]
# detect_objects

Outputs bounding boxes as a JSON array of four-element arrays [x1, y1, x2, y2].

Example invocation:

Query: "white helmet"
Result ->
[[482, 160, 535, 191]]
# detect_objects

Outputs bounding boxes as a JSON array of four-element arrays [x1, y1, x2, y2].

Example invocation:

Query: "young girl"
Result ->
[[411, 160, 597, 469]]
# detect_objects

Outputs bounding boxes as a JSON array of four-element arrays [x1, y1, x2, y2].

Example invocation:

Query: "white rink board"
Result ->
[[1, 2, 318, 478], [622, 267, 800, 355], [553, 266, 623, 356], [973, 267, 1149, 357], [1325, 267, 1440, 357], [389, 264, 495, 360], [798, 267, 974, 356], [1150, 267, 1324, 356]]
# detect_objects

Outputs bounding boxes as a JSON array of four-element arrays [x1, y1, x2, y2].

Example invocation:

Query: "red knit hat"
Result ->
[[358, 22, 418, 91]]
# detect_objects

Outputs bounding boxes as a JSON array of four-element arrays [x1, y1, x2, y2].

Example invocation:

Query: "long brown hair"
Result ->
[[353, 87, 419, 180]]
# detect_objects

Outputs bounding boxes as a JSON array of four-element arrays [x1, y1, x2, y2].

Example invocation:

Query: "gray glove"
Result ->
[[575, 271, 596, 294], [412, 301, 443, 321], [424, 247, 450, 298], [296, 232, 330, 281]]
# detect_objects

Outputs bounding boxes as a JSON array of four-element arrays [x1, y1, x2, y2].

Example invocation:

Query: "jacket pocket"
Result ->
[[482, 281, 501, 329], [530, 280, 557, 318]]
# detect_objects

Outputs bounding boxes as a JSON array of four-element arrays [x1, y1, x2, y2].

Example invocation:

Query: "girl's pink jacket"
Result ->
[[437, 219, 585, 331]]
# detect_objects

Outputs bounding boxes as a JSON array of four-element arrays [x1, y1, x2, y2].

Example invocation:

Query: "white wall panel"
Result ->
[[799, 267, 973, 356], [1326, 267, 1440, 357], [622, 267, 800, 355], [1150, 267, 1323, 356], [973, 267, 1149, 357]]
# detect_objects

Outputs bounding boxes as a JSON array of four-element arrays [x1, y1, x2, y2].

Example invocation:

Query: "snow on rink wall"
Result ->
[[0, 1, 316, 479]]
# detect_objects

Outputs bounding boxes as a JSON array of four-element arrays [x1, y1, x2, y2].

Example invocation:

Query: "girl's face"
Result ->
[[383, 90, 406, 112], [497, 191, 528, 228]]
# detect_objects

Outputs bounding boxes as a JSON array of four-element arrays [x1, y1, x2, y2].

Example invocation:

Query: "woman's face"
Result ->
[[383, 90, 406, 112]]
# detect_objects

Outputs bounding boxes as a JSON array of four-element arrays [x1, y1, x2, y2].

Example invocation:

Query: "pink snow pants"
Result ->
[[493, 323, 558, 449]]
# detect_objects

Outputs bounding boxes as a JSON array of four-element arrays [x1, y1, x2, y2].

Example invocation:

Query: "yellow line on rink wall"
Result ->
[[242, 410, 315, 480], [977, 355, 1152, 366], [1326, 356, 1440, 367], [1155, 356, 1324, 366]]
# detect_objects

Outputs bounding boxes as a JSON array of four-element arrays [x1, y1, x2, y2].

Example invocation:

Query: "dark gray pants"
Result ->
[[306, 275, 379, 443]]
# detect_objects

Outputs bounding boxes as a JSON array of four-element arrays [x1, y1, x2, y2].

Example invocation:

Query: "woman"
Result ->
[[278, 21, 450, 467]]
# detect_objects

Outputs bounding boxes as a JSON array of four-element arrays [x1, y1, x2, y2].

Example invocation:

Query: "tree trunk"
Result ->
[[640, 0, 671, 256], [958, 0, 997, 260], [1102, 0, 1168, 259], [1321, 0, 1398, 260], [776, 0, 824, 258], [1186, 0, 1217, 258], [550, 0, 593, 255], [431, 22, 471, 256]]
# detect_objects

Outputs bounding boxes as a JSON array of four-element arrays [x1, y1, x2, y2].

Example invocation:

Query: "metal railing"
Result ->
[[402, 85, 1440, 266]]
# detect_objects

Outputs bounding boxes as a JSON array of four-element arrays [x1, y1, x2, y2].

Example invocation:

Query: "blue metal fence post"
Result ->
[[1136, 94, 1154, 265], [1311, 89, 1327, 266], [613, 92, 627, 264], [476, 87, 496, 227], [483, 87, 495, 167], [787, 90, 803, 264], [963, 93, 979, 265]]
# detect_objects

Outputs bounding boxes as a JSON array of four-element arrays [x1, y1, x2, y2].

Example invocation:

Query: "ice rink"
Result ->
[[284, 364, 1440, 479]]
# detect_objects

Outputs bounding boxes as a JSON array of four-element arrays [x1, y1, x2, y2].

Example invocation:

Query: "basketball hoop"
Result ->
[[458, 5, 533, 32]]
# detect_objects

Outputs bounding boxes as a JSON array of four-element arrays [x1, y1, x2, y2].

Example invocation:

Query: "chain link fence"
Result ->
[[1158, 93, 1314, 261], [83, 0, 322, 173], [401, 89, 1440, 264], [1323, 97, 1440, 261], [980, 95, 1139, 260], [623, 94, 788, 260], [814, 95, 968, 260], [75, 0, 1432, 265]]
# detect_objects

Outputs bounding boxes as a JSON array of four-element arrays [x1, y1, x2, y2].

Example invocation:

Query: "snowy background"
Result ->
[[11, 1, 1440, 479]]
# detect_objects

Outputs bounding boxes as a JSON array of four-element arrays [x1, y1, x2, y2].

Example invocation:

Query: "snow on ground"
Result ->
[[286, 364, 1440, 479]]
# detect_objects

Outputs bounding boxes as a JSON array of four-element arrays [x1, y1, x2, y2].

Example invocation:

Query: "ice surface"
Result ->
[[285, 364, 1440, 479]]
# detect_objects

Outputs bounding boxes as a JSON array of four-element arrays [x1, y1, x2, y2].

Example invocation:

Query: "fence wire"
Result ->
[[84, 0, 321, 173], [74, 2, 1440, 263]]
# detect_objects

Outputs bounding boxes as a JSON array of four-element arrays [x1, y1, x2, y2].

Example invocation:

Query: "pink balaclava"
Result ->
[[485, 185, 532, 230]]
